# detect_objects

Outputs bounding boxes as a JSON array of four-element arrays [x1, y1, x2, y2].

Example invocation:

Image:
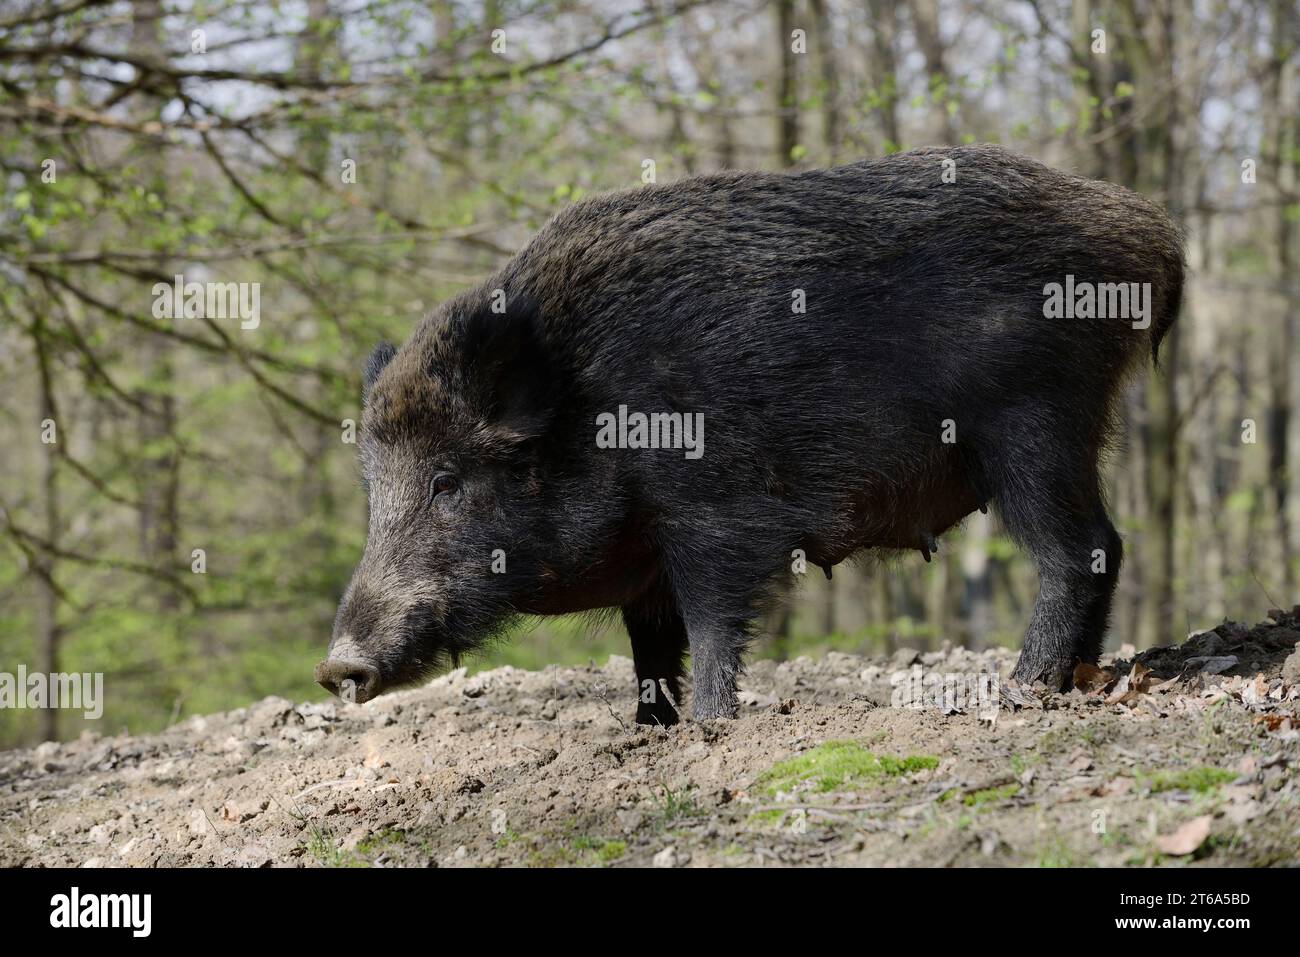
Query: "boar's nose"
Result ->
[[314, 658, 381, 704]]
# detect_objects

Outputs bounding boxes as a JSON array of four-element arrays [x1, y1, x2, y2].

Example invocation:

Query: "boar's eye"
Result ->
[[432, 473, 458, 499]]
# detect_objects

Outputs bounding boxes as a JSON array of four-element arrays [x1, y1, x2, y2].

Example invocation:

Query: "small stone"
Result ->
[[890, 648, 920, 668], [341, 827, 370, 852], [1066, 752, 1093, 773], [235, 843, 272, 868], [616, 809, 645, 833], [221, 798, 268, 823], [246, 696, 294, 728], [652, 846, 678, 868], [1281, 648, 1300, 682], [682, 742, 709, 761], [737, 690, 778, 708], [1185, 655, 1239, 675]]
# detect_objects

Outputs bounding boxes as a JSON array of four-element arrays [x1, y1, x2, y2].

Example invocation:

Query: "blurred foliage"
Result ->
[[0, 0, 1296, 746]]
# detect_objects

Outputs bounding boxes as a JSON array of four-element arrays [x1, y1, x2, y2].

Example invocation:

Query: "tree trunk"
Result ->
[[33, 315, 61, 742], [776, 0, 799, 167], [1267, 0, 1297, 596], [867, 0, 900, 149], [910, 0, 956, 143], [809, 0, 840, 162], [132, 0, 180, 613], [961, 510, 992, 649]]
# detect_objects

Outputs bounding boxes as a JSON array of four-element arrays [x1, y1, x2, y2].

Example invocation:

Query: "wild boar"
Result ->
[[316, 144, 1184, 724]]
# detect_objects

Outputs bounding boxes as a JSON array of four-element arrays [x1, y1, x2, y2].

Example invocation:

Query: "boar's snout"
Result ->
[[314, 657, 381, 704]]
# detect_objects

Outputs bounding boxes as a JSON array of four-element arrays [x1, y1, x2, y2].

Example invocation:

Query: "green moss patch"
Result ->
[[963, 783, 1020, 807], [1140, 766, 1236, 794], [759, 741, 939, 795]]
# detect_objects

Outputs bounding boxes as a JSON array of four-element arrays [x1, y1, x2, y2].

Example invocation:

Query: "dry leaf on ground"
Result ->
[[1154, 815, 1212, 856], [1074, 662, 1116, 694]]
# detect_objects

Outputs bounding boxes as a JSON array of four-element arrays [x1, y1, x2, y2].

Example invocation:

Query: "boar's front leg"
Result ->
[[1002, 459, 1123, 692], [622, 579, 689, 726]]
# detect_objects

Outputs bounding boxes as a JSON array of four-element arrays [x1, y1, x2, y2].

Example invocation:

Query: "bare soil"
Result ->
[[3, 609, 1299, 868]]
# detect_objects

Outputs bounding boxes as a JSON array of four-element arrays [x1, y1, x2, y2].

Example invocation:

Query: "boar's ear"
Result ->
[[453, 297, 556, 442], [362, 342, 397, 403]]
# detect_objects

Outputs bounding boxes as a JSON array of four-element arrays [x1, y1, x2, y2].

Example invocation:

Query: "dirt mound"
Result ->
[[3, 610, 1298, 868]]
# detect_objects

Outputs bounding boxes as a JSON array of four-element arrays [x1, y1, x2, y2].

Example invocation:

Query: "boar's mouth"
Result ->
[[313, 647, 442, 703], [314, 657, 382, 704], [316, 604, 518, 704], [314, 636, 441, 704]]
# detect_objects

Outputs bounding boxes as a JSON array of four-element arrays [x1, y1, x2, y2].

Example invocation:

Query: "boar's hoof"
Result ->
[[315, 658, 381, 704], [691, 699, 740, 721], [1009, 654, 1075, 694], [636, 701, 680, 727]]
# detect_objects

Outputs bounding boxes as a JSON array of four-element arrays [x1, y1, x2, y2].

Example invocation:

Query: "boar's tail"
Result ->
[[1149, 218, 1186, 366]]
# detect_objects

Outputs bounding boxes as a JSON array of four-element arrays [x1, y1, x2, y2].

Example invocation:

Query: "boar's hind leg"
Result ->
[[682, 619, 745, 721], [1001, 464, 1122, 692], [622, 580, 689, 726]]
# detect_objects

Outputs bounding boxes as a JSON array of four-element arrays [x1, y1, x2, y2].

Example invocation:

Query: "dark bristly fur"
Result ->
[[321, 144, 1185, 722]]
